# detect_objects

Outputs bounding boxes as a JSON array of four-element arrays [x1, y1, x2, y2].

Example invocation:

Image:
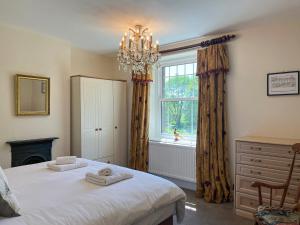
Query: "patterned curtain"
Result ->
[[129, 66, 152, 172], [196, 44, 231, 203]]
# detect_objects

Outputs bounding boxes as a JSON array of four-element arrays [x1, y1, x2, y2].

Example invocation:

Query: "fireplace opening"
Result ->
[[23, 156, 46, 165]]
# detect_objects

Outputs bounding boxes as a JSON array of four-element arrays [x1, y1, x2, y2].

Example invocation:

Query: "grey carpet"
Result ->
[[174, 189, 253, 225]]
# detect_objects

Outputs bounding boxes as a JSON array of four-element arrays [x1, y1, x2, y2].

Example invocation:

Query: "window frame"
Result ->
[[154, 51, 198, 142]]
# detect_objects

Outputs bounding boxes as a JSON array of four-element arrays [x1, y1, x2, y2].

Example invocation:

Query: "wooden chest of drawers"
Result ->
[[235, 136, 300, 219]]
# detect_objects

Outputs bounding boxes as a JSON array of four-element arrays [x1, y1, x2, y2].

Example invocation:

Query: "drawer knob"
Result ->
[[250, 147, 262, 150], [250, 159, 262, 163], [250, 170, 262, 175]]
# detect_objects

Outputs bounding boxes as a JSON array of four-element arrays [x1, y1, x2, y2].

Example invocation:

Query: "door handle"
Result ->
[[115, 126, 118, 129], [95, 128, 98, 131], [99, 128, 102, 131]]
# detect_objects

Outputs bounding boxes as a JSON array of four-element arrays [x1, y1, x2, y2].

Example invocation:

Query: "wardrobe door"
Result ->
[[113, 81, 127, 166], [98, 80, 114, 159], [81, 78, 99, 160]]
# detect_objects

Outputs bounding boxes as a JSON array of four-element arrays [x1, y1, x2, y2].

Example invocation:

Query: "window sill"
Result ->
[[149, 139, 196, 148]]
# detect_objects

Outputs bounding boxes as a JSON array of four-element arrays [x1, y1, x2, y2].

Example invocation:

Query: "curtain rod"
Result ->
[[159, 34, 236, 55]]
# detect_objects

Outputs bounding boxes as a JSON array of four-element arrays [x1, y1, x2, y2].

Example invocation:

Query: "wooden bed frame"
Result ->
[[158, 216, 173, 225]]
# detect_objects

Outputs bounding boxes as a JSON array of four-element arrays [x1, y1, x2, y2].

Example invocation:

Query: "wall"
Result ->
[[0, 24, 115, 168], [71, 47, 113, 78], [113, 13, 300, 180], [226, 15, 300, 176], [0, 24, 71, 168]]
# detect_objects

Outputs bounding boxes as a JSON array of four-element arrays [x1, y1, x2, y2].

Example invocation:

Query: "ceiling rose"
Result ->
[[117, 25, 160, 74]]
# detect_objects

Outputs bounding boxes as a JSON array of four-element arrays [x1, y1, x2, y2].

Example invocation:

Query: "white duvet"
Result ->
[[0, 159, 186, 225]]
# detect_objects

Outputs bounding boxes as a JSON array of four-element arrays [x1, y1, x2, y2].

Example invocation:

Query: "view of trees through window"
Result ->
[[161, 62, 198, 139]]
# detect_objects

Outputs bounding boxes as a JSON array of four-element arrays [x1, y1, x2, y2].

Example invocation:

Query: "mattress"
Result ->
[[0, 159, 185, 225]]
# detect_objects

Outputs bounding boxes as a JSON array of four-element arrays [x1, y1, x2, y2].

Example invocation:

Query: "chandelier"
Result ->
[[117, 25, 160, 74]]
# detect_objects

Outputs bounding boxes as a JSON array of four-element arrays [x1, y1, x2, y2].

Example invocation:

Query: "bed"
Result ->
[[0, 159, 186, 225]]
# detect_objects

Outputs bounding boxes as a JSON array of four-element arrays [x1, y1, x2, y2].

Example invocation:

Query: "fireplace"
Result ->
[[7, 137, 58, 167]]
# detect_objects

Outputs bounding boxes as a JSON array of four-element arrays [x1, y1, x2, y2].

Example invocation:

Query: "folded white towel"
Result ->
[[47, 160, 88, 172], [56, 156, 77, 165], [98, 167, 112, 176], [86, 171, 133, 186]]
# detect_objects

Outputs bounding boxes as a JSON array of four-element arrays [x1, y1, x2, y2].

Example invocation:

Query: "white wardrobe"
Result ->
[[71, 76, 127, 166]]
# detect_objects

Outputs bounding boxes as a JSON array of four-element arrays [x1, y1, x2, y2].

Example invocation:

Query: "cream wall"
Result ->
[[0, 24, 71, 168], [227, 16, 300, 176], [0, 24, 115, 168], [71, 47, 113, 78], [113, 14, 300, 179]]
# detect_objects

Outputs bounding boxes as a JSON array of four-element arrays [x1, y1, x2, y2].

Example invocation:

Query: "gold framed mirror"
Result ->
[[15, 74, 50, 116]]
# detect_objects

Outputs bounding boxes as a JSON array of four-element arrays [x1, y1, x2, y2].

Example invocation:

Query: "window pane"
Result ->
[[192, 100, 198, 136], [186, 63, 193, 75], [170, 66, 177, 76], [177, 64, 185, 75], [177, 75, 194, 98], [162, 74, 169, 98], [164, 66, 170, 76], [167, 76, 178, 98], [161, 102, 170, 134], [193, 75, 198, 97], [163, 74, 196, 98], [162, 63, 198, 99], [161, 100, 198, 138]]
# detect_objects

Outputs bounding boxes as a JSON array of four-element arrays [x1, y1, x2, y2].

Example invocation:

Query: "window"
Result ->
[[151, 51, 198, 143]]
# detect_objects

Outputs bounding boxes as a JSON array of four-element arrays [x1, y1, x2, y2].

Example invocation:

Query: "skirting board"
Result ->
[[151, 173, 196, 191]]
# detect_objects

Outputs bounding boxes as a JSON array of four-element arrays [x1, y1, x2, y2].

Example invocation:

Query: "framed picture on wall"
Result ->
[[267, 71, 299, 96]]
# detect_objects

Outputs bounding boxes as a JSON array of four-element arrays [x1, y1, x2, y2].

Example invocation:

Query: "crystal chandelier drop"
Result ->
[[117, 25, 160, 74]]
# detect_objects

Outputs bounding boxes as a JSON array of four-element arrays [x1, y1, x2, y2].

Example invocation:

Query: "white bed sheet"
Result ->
[[0, 159, 185, 225], [133, 201, 175, 225]]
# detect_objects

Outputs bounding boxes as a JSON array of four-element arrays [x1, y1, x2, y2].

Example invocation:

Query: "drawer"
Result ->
[[237, 142, 294, 159], [96, 155, 114, 164], [236, 153, 300, 173], [236, 192, 294, 213], [236, 175, 297, 204], [236, 192, 258, 212], [236, 164, 300, 187]]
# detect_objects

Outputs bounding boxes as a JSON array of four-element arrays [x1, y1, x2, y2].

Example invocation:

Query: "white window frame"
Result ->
[[151, 50, 197, 143]]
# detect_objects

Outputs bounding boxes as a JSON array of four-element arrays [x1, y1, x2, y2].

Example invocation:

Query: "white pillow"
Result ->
[[0, 167, 20, 217]]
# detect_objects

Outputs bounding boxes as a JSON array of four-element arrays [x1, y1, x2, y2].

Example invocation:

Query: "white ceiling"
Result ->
[[0, 0, 300, 54]]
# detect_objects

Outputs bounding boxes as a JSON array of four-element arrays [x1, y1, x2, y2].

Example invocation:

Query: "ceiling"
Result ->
[[0, 0, 300, 54]]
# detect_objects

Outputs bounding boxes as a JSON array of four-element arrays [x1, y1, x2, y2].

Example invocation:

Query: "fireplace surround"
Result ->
[[7, 137, 58, 167]]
